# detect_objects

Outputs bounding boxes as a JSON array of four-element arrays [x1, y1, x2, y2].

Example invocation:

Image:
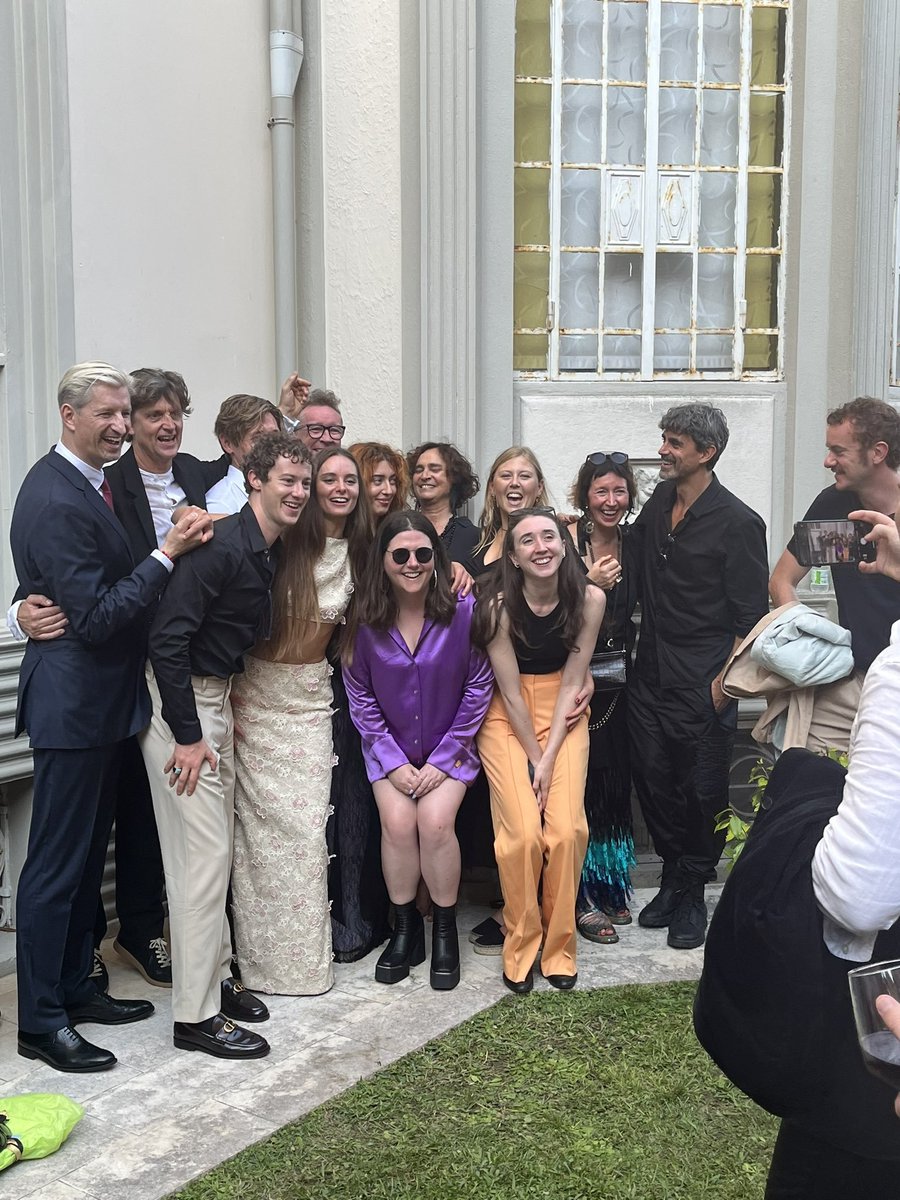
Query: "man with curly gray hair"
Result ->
[[629, 403, 769, 951]]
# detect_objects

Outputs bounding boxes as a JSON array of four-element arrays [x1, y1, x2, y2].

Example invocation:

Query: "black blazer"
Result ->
[[105, 447, 228, 561], [10, 450, 170, 749]]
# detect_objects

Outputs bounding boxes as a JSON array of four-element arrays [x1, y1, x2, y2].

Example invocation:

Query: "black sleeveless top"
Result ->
[[512, 601, 568, 675]]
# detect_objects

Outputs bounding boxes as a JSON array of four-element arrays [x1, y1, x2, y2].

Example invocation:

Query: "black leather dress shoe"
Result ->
[[67, 992, 155, 1026], [544, 973, 578, 991], [221, 978, 269, 1023], [173, 1014, 270, 1059], [502, 971, 534, 995], [18, 1026, 117, 1072]]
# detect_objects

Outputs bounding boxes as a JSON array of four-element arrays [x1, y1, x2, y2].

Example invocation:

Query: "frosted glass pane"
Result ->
[[696, 333, 733, 369], [660, 3, 698, 82], [658, 88, 696, 166], [515, 82, 551, 161], [607, 87, 646, 165], [603, 253, 643, 329], [603, 334, 641, 371], [608, 2, 647, 82], [560, 333, 599, 370], [703, 5, 741, 84], [655, 253, 692, 329], [563, 0, 603, 78], [559, 251, 600, 328], [697, 254, 734, 328], [654, 333, 691, 370], [699, 173, 737, 247], [700, 90, 739, 167], [561, 169, 602, 246], [562, 83, 603, 163], [514, 251, 550, 329]]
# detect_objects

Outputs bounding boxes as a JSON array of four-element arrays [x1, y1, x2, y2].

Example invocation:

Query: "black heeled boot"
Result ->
[[375, 901, 426, 984], [430, 903, 460, 991]]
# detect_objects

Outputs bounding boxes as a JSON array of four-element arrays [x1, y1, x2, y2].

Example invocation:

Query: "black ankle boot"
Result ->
[[430, 903, 460, 991], [375, 902, 426, 984], [638, 862, 687, 928]]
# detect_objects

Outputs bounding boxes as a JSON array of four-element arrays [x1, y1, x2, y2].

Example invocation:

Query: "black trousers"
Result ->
[[765, 1121, 900, 1199], [628, 677, 735, 880], [17, 743, 124, 1032], [93, 735, 165, 947]]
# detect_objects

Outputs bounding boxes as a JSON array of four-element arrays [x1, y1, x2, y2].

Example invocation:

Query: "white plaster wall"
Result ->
[[313, 0, 407, 443], [520, 393, 776, 548], [64, 1, 276, 459]]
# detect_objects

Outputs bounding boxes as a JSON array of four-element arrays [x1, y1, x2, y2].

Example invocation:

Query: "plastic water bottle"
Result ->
[[809, 566, 830, 593]]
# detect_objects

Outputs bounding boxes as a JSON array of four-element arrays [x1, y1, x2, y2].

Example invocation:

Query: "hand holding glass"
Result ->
[[849, 958, 900, 1089]]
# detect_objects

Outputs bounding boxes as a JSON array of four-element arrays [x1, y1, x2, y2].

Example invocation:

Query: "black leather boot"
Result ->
[[667, 876, 708, 949], [638, 862, 687, 928], [375, 902, 425, 984], [430, 903, 460, 990]]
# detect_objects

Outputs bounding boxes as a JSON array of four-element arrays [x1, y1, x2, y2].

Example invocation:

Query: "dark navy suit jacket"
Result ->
[[10, 450, 170, 749], [104, 447, 227, 562]]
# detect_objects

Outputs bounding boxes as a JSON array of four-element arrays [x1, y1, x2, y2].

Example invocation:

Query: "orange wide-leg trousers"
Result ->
[[477, 673, 589, 983]]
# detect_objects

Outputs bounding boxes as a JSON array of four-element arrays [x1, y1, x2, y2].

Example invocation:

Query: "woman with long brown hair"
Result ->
[[229, 448, 371, 994], [343, 511, 493, 989], [473, 506, 605, 993]]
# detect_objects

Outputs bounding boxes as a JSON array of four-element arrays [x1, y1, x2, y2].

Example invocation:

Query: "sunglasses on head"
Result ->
[[389, 546, 434, 565], [586, 452, 629, 468]]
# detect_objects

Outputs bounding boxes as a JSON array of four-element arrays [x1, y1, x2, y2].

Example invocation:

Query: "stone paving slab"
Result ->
[[0, 888, 719, 1199]]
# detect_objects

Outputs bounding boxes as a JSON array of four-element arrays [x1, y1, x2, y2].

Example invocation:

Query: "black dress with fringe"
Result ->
[[577, 524, 637, 913]]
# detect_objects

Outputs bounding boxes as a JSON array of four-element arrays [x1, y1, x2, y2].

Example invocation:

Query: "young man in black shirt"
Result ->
[[631, 403, 769, 949], [141, 432, 312, 1058], [770, 397, 900, 691]]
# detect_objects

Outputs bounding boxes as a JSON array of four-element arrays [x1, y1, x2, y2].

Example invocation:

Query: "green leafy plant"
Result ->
[[716, 748, 849, 871]]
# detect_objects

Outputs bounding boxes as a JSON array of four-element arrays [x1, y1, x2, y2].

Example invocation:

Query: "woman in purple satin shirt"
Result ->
[[343, 511, 494, 990]]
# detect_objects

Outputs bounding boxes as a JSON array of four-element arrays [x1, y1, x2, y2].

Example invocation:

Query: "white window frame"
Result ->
[[514, 0, 792, 382]]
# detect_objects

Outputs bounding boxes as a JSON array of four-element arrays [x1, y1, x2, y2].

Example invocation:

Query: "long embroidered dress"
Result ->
[[230, 538, 353, 994]]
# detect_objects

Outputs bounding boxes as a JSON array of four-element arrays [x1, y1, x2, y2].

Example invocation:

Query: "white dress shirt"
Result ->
[[205, 463, 248, 516], [812, 619, 900, 960], [138, 466, 187, 548]]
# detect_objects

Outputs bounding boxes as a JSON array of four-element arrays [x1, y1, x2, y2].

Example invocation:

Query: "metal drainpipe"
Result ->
[[268, 0, 304, 388]]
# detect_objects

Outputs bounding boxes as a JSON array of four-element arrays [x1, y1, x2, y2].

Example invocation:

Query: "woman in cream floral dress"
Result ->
[[230, 449, 371, 994]]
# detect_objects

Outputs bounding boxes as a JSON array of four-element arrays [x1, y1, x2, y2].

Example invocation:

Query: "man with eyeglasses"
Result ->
[[286, 387, 346, 454], [630, 403, 768, 950]]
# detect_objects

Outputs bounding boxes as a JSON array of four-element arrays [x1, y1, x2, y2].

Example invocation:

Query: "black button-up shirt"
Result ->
[[633, 474, 769, 688], [148, 505, 276, 743]]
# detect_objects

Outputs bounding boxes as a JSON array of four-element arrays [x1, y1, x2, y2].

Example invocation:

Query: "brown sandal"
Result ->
[[576, 909, 619, 944]]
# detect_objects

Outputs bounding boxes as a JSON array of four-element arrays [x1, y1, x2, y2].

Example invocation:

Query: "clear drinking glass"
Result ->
[[849, 959, 900, 1089]]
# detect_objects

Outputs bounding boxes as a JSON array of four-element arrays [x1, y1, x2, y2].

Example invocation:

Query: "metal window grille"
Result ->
[[514, 0, 791, 380]]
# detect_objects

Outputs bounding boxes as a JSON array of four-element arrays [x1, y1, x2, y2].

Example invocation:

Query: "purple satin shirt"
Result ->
[[343, 592, 494, 785]]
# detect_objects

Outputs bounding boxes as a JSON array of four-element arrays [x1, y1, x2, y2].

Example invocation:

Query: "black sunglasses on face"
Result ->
[[586, 451, 629, 468], [389, 546, 434, 565]]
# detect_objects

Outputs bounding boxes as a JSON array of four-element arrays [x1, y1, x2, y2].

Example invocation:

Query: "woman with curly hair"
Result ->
[[473, 506, 605, 992], [407, 441, 480, 574], [349, 441, 409, 522], [566, 452, 638, 944], [230, 448, 372, 994]]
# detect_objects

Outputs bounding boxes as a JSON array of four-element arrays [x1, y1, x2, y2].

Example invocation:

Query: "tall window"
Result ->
[[514, 0, 791, 379]]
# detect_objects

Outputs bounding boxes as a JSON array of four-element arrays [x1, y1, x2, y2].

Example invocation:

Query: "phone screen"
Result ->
[[792, 519, 875, 568]]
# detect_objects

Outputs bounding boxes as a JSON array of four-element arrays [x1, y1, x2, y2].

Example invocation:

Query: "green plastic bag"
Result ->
[[0, 1093, 84, 1169]]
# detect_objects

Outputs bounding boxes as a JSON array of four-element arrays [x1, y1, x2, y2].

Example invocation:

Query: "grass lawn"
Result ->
[[173, 981, 776, 1200]]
